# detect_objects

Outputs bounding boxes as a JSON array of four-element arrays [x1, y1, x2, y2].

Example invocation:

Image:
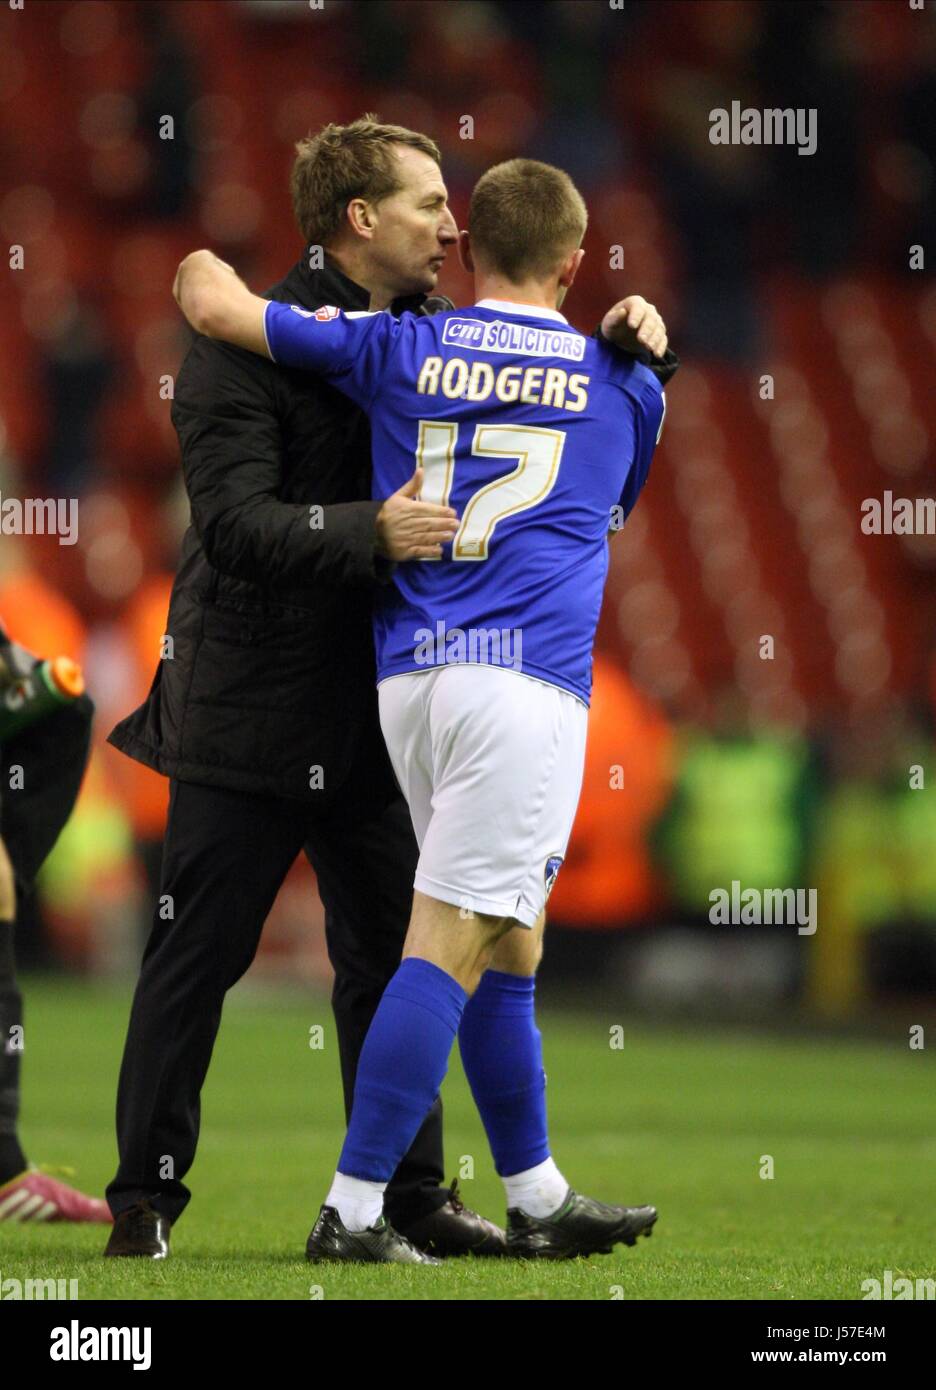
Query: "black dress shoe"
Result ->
[[306, 1205, 441, 1264], [396, 1180, 507, 1258], [507, 1189, 657, 1259], [103, 1199, 170, 1259]]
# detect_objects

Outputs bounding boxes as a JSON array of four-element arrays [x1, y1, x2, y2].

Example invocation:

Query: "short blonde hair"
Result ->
[[468, 158, 588, 281], [291, 114, 441, 247]]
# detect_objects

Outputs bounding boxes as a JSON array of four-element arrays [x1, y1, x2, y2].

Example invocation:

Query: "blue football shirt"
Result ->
[[265, 297, 665, 704]]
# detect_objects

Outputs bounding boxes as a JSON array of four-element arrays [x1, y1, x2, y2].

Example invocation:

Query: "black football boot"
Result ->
[[507, 1189, 657, 1259], [306, 1205, 442, 1265]]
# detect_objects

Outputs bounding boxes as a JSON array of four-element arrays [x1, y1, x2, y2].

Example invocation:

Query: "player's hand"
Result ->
[[0, 835, 16, 923], [375, 468, 459, 562], [173, 249, 237, 309], [601, 296, 668, 360]]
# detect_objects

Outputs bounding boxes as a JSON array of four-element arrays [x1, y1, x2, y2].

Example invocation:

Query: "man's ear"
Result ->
[[345, 197, 377, 241], [559, 247, 585, 290], [457, 229, 474, 275]]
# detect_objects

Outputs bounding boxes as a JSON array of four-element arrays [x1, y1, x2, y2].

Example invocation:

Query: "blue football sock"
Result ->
[[458, 969, 550, 1177], [338, 957, 467, 1182]]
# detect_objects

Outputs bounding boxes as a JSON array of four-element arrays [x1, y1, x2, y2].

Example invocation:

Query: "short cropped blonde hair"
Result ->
[[468, 158, 588, 281]]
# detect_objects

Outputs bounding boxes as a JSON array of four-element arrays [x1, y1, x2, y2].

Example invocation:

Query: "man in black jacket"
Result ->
[[104, 118, 503, 1259], [104, 116, 676, 1260]]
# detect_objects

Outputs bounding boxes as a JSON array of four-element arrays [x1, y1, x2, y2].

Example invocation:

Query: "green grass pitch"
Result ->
[[1, 977, 932, 1301]]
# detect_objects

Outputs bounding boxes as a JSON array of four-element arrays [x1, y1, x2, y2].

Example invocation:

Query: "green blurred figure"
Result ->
[[654, 692, 820, 917]]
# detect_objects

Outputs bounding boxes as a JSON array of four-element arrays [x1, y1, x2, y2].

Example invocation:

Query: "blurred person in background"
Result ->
[[548, 652, 675, 929], [134, 2, 197, 221], [653, 688, 822, 923], [39, 294, 114, 498], [0, 528, 91, 970], [754, 0, 864, 276], [815, 703, 936, 1000], [0, 609, 104, 1222], [642, 0, 766, 361]]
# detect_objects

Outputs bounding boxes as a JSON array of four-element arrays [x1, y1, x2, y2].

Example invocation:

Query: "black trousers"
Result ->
[[106, 773, 445, 1228]]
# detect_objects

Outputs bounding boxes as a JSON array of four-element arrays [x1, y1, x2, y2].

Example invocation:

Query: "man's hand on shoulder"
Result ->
[[375, 468, 459, 563], [601, 296, 668, 360]]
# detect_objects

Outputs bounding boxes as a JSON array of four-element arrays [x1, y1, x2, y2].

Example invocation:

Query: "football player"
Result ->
[[174, 157, 668, 1263]]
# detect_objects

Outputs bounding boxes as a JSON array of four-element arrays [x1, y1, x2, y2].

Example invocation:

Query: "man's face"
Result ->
[[368, 146, 458, 297]]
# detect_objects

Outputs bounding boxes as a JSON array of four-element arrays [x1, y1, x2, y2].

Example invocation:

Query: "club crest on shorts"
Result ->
[[544, 854, 564, 899]]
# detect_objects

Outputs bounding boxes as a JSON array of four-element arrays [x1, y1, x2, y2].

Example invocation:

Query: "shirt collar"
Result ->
[[475, 298, 568, 324], [292, 250, 430, 318]]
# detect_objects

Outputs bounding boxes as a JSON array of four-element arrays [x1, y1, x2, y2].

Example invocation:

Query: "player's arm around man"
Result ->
[[174, 245, 672, 379]]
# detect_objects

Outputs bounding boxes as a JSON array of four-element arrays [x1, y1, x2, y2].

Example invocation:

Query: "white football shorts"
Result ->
[[377, 664, 588, 928]]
